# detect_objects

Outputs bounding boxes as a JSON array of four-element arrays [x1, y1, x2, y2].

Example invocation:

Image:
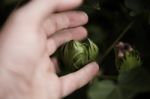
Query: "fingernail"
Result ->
[[89, 62, 100, 75], [79, 11, 88, 23]]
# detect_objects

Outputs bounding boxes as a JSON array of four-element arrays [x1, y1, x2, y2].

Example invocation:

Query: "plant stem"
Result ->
[[100, 20, 135, 63]]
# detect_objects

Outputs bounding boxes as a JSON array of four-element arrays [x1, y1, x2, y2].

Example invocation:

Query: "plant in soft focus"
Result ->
[[115, 42, 142, 72], [59, 38, 99, 72]]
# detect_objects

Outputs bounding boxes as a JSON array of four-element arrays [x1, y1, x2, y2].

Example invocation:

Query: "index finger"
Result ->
[[16, 0, 83, 24]]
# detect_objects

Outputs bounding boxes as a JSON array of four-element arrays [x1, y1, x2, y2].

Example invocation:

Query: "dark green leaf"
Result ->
[[118, 67, 150, 99], [88, 80, 116, 99]]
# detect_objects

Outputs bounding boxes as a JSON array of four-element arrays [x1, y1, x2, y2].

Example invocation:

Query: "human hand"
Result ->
[[0, 0, 99, 99]]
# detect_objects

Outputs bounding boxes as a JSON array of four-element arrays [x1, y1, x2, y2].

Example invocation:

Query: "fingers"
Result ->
[[47, 27, 87, 55], [43, 11, 88, 36], [15, 0, 83, 23], [56, 0, 83, 12], [60, 62, 99, 97]]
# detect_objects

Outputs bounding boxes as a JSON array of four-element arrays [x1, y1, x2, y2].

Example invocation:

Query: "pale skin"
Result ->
[[0, 0, 99, 99]]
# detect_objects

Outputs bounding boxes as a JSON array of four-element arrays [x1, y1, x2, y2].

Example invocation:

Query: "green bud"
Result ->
[[59, 38, 99, 72], [118, 51, 141, 72], [115, 42, 142, 72]]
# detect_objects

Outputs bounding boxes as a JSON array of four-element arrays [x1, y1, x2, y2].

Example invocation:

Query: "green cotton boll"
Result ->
[[59, 39, 99, 72]]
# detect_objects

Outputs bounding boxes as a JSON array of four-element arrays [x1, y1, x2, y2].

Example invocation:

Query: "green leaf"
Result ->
[[118, 67, 150, 90], [118, 67, 150, 99], [88, 80, 116, 99], [88, 67, 150, 99]]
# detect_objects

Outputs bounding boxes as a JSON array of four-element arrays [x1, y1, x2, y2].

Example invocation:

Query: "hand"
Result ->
[[0, 0, 99, 99]]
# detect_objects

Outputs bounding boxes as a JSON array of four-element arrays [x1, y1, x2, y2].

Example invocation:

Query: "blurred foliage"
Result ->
[[0, 0, 150, 99]]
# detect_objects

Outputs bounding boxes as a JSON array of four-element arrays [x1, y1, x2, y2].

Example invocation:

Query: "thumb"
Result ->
[[60, 62, 99, 97]]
